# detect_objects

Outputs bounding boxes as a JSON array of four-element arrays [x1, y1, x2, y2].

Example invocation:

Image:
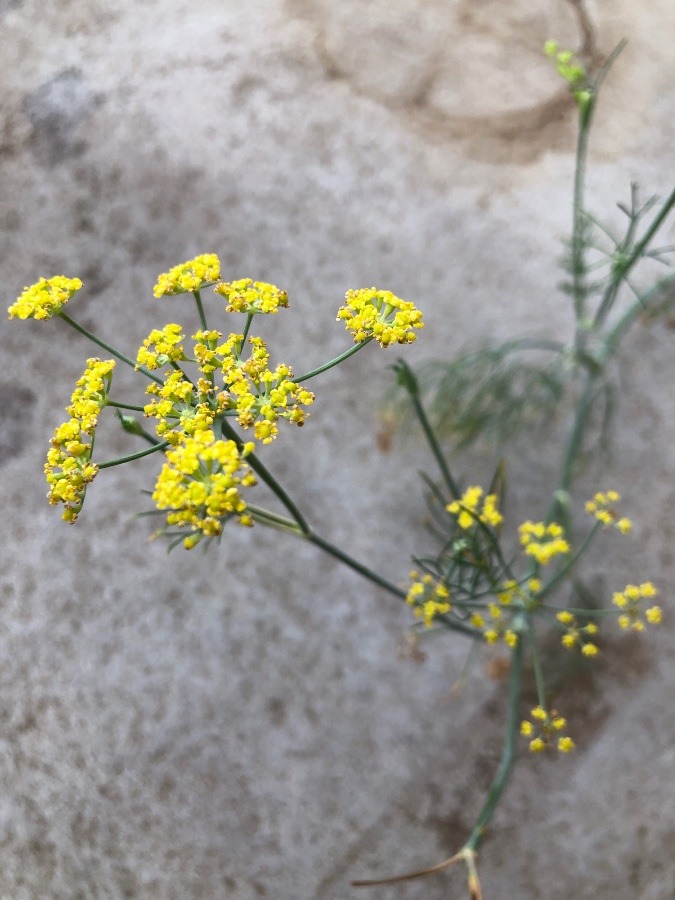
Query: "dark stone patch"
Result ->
[[0, 0, 22, 18], [23, 68, 104, 166], [265, 695, 287, 726], [0, 383, 36, 464]]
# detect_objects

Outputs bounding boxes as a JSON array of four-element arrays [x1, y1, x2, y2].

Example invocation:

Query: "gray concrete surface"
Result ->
[[1, 1, 674, 897]]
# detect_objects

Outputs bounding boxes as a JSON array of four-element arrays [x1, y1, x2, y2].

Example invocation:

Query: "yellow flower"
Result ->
[[519, 520, 570, 565], [585, 490, 632, 534], [447, 486, 503, 530], [136, 323, 187, 370], [337, 287, 423, 347], [406, 574, 452, 627], [8, 276, 83, 320], [469, 595, 519, 648], [153, 254, 221, 297], [556, 611, 600, 656], [612, 582, 660, 631], [151, 429, 257, 547], [214, 278, 289, 315], [521, 706, 574, 753], [45, 358, 115, 522]]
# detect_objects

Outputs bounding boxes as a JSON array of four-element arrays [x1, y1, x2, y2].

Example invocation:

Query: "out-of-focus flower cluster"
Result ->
[[521, 706, 575, 753], [518, 521, 570, 565], [612, 582, 661, 631], [585, 490, 632, 534], [447, 485, 503, 530], [406, 572, 451, 627]]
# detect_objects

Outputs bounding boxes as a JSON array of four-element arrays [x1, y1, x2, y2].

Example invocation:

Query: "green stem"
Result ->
[[294, 339, 373, 383], [246, 504, 306, 536], [571, 100, 592, 335], [559, 374, 599, 494], [396, 359, 460, 499], [527, 620, 547, 708], [412, 391, 460, 500], [241, 312, 254, 344], [305, 531, 407, 600], [98, 440, 170, 469], [107, 400, 146, 412], [220, 418, 310, 534], [594, 185, 675, 329], [465, 637, 523, 852], [193, 290, 208, 330], [537, 521, 602, 602], [58, 312, 164, 385], [602, 270, 675, 356]]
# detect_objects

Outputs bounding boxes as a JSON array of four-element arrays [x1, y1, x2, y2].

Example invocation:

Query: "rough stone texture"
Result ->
[[0, 1, 673, 897]]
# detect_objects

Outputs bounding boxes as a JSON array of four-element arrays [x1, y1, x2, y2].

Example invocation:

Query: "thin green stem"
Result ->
[[411, 391, 460, 500], [107, 400, 146, 412], [396, 359, 460, 499], [58, 312, 164, 385], [559, 375, 599, 494], [537, 521, 602, 602], [603, 271, 675, 356], [193, 290, 208, 330], [241, 312, 254, 344], [465, 637, 523, 852], [246, 504, 306, 536], [571, 101, 592, 333], [220, 418, 310, 534], [527, 620, 547, 708], [295, 339, 373, 383], [98, 440, 169, 469], [305, 530, 406, 599], [594, 185, 675, 328]]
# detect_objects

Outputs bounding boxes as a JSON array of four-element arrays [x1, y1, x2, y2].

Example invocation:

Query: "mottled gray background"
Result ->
[[1, 1, 674, 897]]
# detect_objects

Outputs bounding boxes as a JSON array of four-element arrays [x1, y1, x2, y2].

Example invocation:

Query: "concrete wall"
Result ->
[[1, 1, 674, 896]]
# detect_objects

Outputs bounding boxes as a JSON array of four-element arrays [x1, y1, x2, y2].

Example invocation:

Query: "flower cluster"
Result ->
[[585, 490, 632, 534], [612, 582, 661, 631], [447, 486, 502, 530], [469, 603, 519, 648], [142, 331, 314, 445], [44, 358, 115, 522], [144, 370, 218, 443], [519, 521, 570, 565], [520, 706, 575, 753], [214, 279, 289, 315], [544, 41, 585, 86], [337, 288, 424, 347], [136, 323, 187, 370], [8, 276, 83, 321], [556, 611, 599, 656], [153, 254, 221, 298], [406, 572, 451, 627], [496, 578, 541, 606], [151, 429, 257, 548]]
